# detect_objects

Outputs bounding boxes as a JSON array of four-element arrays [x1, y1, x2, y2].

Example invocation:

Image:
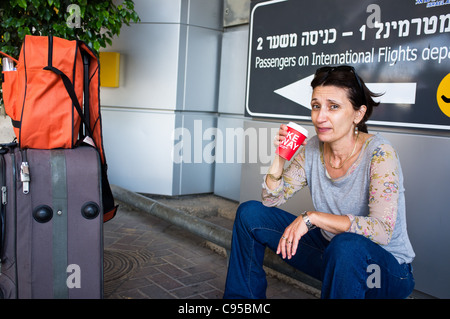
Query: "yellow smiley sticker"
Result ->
[[437, 73, 450, 118]]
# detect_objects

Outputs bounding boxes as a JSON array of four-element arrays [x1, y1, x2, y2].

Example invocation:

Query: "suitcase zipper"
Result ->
[[1, 186, 6, 205], [0, 142, 15, 271], [0, 154, 6, 269], [20, 150, 30, 194]]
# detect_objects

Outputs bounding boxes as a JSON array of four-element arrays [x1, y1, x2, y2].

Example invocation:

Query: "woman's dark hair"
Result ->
[[311, 65, 382, 133]]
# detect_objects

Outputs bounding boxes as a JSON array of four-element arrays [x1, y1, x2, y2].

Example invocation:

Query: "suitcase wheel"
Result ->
[[81, 202, 100, 220], [32, 205, 53, 223]]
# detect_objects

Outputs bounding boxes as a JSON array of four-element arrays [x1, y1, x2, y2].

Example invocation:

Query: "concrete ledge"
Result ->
[[111, 185, 322, 294], [111, 185, 232, 250]]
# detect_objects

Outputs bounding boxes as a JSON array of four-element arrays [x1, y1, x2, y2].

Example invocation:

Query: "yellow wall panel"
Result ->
[[99, 52, 120, 87]]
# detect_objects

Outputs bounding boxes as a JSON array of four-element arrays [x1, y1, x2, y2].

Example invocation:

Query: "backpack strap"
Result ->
[[42, 35, 94, 141], [81, 51, 91, 139], [0, 51, 19, 64]]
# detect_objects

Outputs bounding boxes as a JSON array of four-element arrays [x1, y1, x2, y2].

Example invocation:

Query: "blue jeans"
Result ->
[[223, 201, 415, 299]]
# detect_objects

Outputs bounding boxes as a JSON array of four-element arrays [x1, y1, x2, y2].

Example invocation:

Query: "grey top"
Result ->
[[263, 133, 415, 264]]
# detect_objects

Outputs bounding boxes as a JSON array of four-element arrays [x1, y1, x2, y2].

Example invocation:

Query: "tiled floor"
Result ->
[[103, 201, 317, 299]]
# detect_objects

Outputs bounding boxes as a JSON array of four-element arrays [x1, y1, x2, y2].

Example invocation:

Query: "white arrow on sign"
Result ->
[[274, 75, 315, 110], [274, 74, 417, 109]]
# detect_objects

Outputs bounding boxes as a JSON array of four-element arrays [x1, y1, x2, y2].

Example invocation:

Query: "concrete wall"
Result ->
[[100, 0, 222, 196], [0, 115, 15, 143], [214, 25, 249, 200]]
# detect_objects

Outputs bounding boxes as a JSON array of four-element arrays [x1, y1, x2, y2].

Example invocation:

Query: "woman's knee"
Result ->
[[234, 200, 264, 228]]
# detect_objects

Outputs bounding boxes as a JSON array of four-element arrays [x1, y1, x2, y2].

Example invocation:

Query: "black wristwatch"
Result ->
[[301, 211, 316, 231]]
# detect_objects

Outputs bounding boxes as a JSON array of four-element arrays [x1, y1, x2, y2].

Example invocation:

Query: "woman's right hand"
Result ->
[[273, 124, 289, 149]]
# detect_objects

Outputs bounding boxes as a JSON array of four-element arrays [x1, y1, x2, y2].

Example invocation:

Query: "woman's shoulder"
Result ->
[[364, 133, 399, 161], [363, 132, 393, 149]]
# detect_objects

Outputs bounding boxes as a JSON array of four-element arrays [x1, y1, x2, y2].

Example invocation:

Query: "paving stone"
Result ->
[[103, 200, 317, 300]]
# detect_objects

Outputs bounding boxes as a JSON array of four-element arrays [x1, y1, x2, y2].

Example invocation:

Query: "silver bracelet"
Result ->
[[301, 211, 316, 231]]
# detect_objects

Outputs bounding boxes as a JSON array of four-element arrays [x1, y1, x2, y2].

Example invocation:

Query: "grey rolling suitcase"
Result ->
[[0, 144, 103, 299]]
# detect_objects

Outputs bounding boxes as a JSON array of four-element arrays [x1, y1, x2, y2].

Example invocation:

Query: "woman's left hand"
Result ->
[[277, 216, 308, 259]]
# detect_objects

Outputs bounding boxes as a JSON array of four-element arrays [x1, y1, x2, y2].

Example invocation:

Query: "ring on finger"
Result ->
[[281, 236, 287, 240]]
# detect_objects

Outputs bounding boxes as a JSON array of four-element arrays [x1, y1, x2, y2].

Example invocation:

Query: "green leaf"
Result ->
[[18, 26, 30, 39], [17, 0, 27, 10], [3, 31, 10, 43], [132, 12, 140, 22], [93, 40, 100, 51]]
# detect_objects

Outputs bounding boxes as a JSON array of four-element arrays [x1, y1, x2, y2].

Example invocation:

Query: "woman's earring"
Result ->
[[354, 126, 358, 135]]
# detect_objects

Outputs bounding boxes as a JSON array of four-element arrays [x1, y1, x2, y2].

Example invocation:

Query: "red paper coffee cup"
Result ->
[[276, 122, 308, 161]]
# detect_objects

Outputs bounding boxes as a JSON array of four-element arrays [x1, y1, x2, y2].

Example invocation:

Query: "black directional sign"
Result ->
[[246, 0, 450, 130]]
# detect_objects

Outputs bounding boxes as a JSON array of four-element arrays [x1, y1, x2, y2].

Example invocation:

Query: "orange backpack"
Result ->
[[1, 35, 117, 222]]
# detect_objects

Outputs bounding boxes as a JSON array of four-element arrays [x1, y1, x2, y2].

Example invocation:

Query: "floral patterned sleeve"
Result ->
[[262, 146, 308, 207], [346, 144, 400, 245]]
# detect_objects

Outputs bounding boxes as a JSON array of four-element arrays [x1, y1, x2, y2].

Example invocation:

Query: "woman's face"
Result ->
[[310, 85, 363, 144]]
